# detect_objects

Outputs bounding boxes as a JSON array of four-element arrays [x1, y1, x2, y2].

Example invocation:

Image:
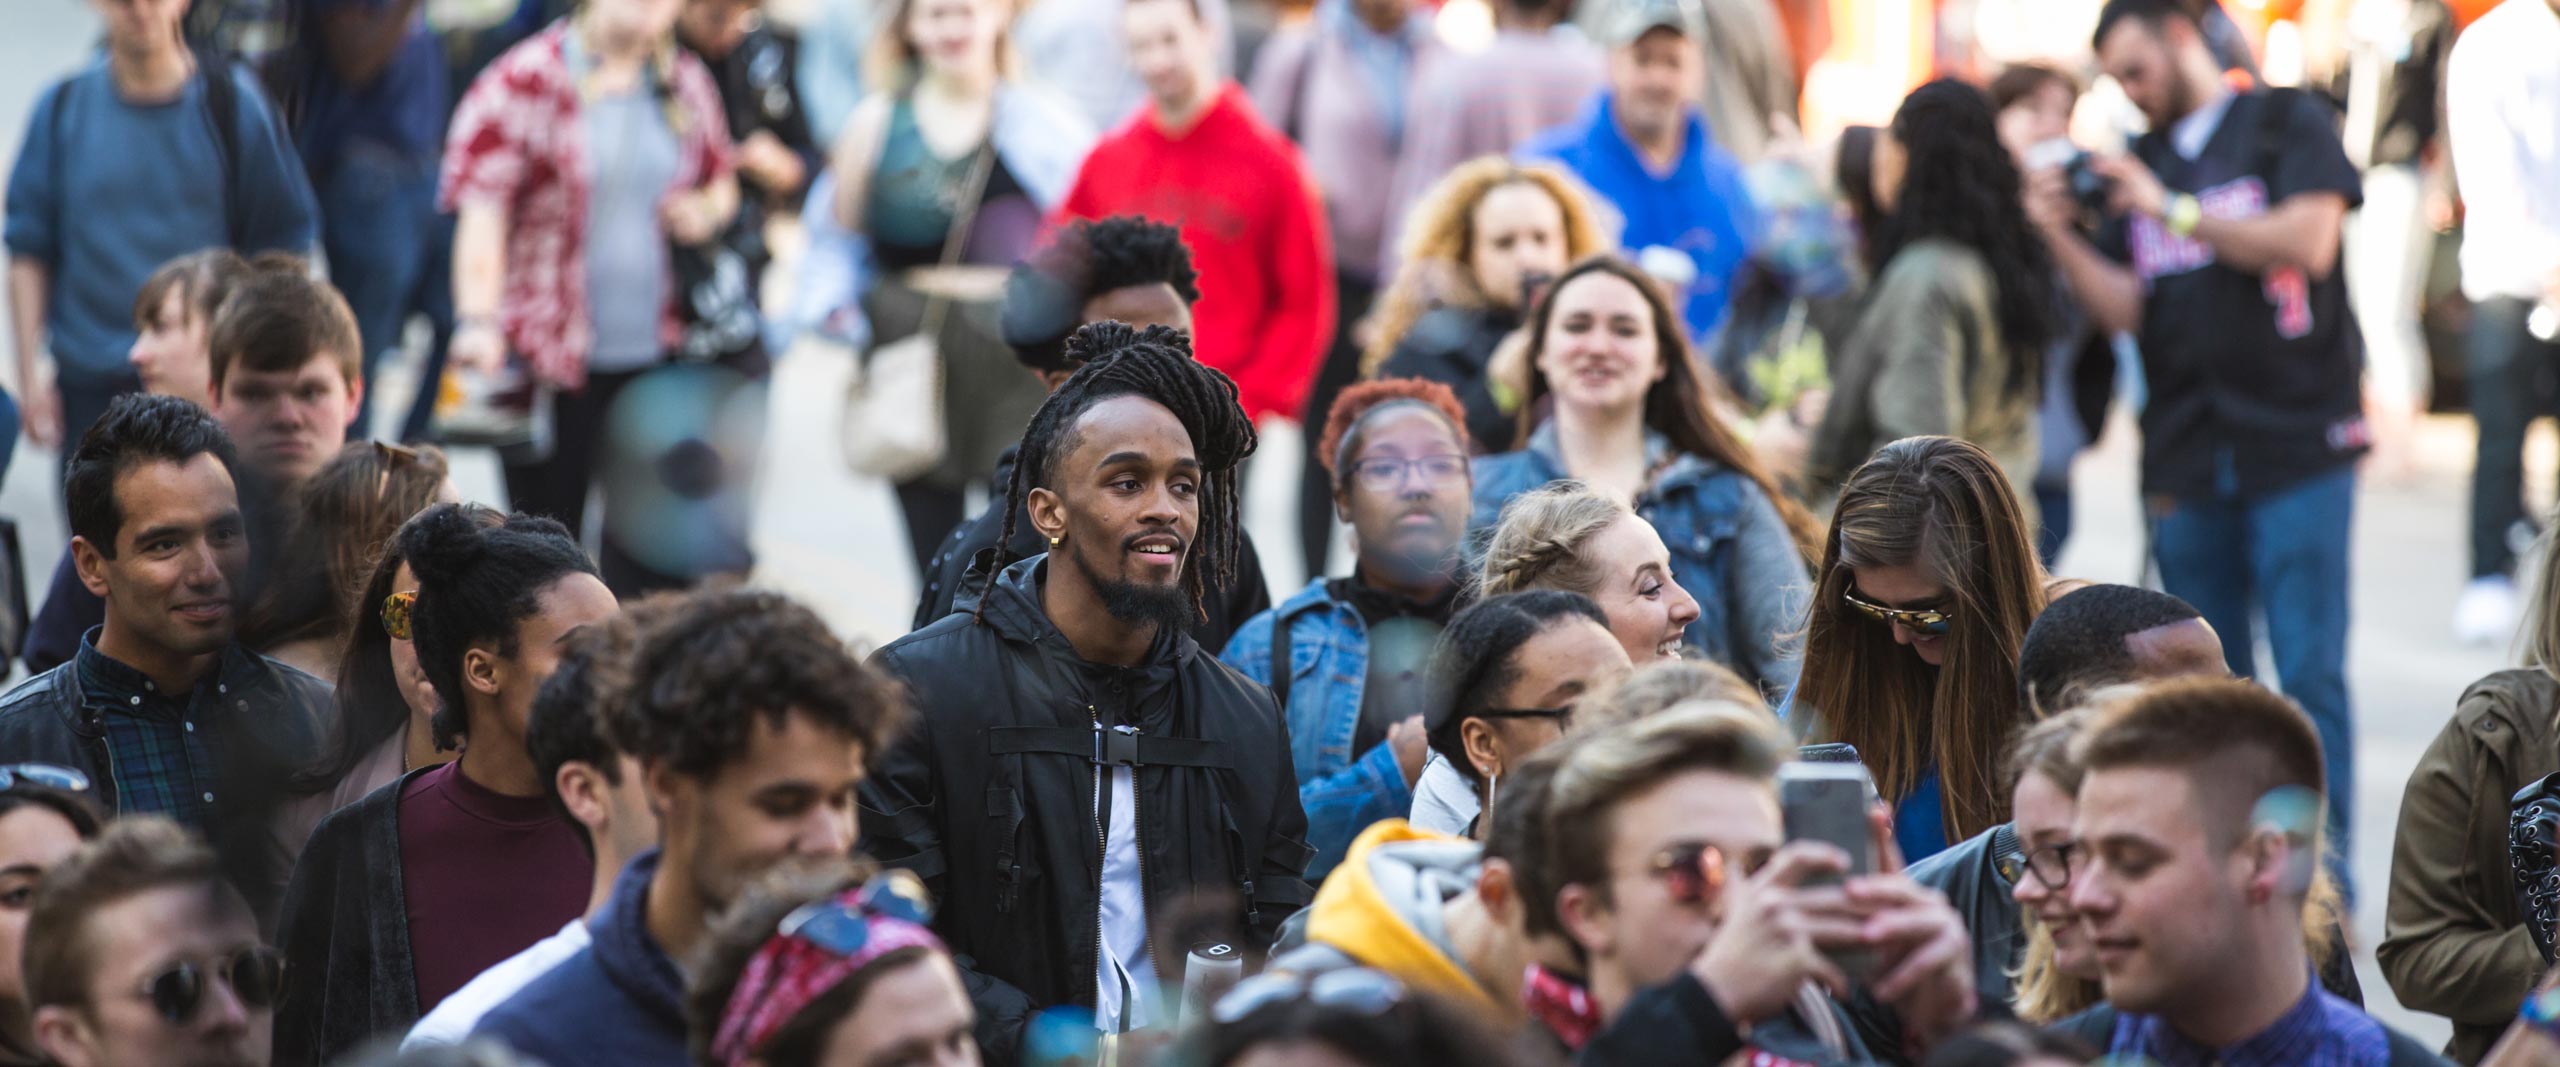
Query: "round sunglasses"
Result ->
[[140, 948, 281, 1025]]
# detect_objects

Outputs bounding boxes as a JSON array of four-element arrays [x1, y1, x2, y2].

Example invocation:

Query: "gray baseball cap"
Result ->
[[1598, 0, 1705, 48]]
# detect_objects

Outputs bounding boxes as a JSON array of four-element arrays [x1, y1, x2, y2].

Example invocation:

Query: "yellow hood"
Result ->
[[1300, 820, 1497, 1014]]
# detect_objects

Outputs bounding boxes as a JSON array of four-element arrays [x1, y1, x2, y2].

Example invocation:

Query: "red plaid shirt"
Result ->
[[438, 22, 735, 389]]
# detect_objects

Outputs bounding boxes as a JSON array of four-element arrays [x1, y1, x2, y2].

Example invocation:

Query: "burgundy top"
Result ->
[[398, 760, 593, 1012]]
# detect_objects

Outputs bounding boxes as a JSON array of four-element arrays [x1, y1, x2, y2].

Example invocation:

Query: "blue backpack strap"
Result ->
[[192, 48, 245, 247]]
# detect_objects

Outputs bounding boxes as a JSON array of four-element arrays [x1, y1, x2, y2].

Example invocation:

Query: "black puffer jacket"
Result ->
[[862, 557, 1315, 1066]]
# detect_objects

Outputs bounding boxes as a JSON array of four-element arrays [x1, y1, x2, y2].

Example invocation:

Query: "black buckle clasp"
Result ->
[[1094, 726, 1141, 768]]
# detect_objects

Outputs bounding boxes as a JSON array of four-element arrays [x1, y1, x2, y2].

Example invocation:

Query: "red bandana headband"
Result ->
[[709, 879, 945, 1067]]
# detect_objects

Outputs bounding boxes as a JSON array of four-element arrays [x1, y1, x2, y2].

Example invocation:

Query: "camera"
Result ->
[[2024, 138, 2115, 215]]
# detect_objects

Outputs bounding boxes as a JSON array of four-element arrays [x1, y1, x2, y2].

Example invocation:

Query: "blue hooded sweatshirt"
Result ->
[[472, 849, 686, 1067], [1519, 92, 1761, 341]]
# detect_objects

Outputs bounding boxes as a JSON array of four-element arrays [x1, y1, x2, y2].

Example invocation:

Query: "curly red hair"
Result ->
[[1318, 378, 1471, 480]]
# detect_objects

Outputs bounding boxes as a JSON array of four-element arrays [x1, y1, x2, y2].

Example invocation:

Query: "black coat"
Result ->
[[271, 767, 431, 1067], [863, 557, 1314, 1066], [1377, 304, 1521, 454]]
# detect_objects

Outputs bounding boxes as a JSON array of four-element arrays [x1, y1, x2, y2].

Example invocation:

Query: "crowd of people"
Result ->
[[0, 0, 2558, 1065]]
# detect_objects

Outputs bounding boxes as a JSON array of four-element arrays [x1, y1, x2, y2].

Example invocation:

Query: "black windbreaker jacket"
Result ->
[[861, 556, 1315, 1065]]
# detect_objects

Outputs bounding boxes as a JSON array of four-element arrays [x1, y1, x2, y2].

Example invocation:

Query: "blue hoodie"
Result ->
[[1519, 92, 1761, 341], [472, 849, 687, 1067]]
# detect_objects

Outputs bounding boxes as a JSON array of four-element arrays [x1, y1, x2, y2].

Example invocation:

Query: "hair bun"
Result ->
[[395, 502, 497, 586]]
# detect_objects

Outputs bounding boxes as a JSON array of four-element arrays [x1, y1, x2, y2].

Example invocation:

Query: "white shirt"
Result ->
[[400, 919, 592, 1050], [1408, 755, 1479, 837], [2171, 89, 2237, 161], [2448, 0, 2560, 301], [1094, 728, 1158, 1033]]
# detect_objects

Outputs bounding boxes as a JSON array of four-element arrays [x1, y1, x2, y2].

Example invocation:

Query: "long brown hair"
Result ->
[[1518, 255, 1823, 557], [244, 442, 451, 656], [1796, 436, 2047, 841], [1361, 159, 1609, 378]]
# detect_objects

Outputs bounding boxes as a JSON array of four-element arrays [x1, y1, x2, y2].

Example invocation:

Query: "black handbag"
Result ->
[[2509, 772, 2560, 964], [669, 221, 770, 378]]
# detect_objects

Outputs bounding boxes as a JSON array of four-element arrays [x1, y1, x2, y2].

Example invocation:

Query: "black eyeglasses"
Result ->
[[0, 763, 89, 793], [1345, 454, 1468, 492], [1473, 707, 1573, 729], [2021, 841, 2081, 892], [141, 948, 281, 1025]]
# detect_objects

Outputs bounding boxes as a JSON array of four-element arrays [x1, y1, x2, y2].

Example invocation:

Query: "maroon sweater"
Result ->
[[398, 761, 592, 1012]]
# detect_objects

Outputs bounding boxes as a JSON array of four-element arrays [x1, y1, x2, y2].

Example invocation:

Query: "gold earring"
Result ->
[[1049, 535, 1062, 548]]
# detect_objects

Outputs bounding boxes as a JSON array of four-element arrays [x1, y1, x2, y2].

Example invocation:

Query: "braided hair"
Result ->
[[1475, 480, 1627, 601], [982, 322, 1258, 625]]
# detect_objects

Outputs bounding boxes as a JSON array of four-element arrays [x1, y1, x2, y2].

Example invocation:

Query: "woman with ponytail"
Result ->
[[274, 504, 620, 1066]]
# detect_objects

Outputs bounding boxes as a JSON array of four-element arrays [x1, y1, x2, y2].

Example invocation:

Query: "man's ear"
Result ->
[[1554, 882, 1614, 961], [32, 1003, 95, 1067], [70, 536, 110, 599], [1026, 487, 1067, 543], [557, 761, 609, 835], [641, 757, 684, 823], [1476, 857, 1519, 924], [460, 644, 505, 699], [343, 373, 365, 423]]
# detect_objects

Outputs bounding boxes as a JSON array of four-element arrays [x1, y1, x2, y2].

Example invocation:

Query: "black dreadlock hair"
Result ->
[[981, 322, 1257, 626]]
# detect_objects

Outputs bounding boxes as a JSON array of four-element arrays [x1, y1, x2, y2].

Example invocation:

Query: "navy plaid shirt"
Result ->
[[74, 632, 271, 834], [2110, 979, 2388, 1067]]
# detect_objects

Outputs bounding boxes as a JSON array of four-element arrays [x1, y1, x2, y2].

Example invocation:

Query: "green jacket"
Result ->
[[2380, 668, 2560, 1064]]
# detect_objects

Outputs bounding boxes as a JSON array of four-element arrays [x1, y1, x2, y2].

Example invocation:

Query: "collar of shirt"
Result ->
[[73, 627, 260, 720], [2114, 980, 2390, 1067], [1328, 571, 1459, 627], [2172, 89, 2237, 160], [1523, 965, 1600, 1050]]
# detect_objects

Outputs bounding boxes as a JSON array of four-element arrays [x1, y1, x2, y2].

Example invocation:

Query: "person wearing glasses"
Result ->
[[471, 588, 902, 1067], [1556, 702, 1979, 1066], [688, 860, 976, 1067], [1466, 255, 1817, 699], [1411, 590, 1631, 838], [1180, 967, 1535, 1067], [1221, 379, 1474, 881], [1791, 436, 2048, 864], [0, 765, 100, 1067], [22, 816, 282, 1067]]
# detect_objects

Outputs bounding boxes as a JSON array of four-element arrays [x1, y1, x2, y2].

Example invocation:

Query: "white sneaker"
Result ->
[[2455, 576, 2522, 647]]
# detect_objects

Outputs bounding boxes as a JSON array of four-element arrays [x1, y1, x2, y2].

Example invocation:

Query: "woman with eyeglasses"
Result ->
[[1792, 436, 2047, 864], [1478, 480, 1703, 670], [0, 768, 99, 1067], [1180, 967, 1533, 1067], [1467, 256, 1818, 699], [688, 859, 975, 1067], [1410, 590, 1632, 838]]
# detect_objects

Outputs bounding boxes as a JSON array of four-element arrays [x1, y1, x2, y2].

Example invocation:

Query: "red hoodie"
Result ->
[[1054, 83, 1336, 424]]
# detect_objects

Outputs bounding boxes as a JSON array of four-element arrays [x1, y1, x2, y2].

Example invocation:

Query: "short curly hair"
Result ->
[[609, 586, 909, 779], [1002, 216, 1202, 372], [1316, 377, 1470, 484]]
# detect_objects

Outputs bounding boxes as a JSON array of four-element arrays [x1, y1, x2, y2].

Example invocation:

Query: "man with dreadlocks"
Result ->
[[910, 215, 1273, 648], [860, 322, 1314, 1066]]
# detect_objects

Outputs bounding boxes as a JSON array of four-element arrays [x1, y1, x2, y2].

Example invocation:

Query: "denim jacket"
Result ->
[[1221, 580, 1415, 882], [1468, 425, 1809, 696]]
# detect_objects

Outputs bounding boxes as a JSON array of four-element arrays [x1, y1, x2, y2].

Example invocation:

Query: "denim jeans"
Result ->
[[2468, 296, 2560, 578], [317, 144, 453, 437], [2151, 461, 2357, 885]]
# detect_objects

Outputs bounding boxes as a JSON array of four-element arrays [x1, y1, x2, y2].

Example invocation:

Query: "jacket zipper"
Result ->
[[1090, 704, 1109, 1023], [1094, 699, 1156, 1029]]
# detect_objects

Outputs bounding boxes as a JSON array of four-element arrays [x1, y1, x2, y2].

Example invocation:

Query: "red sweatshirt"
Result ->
[[1054, 83, 1337, 423]]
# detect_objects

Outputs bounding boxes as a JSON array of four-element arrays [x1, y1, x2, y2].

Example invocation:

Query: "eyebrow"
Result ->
[[1095, 452, 1201, 472], [0, 864, 39, 879], [1536, 680, 1590, 705], [129, 511, 238, 547]]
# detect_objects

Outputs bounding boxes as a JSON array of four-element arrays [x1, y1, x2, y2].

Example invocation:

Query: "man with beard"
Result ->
[[1220, 379, 1471, 881], [862, 323, 1312, 1066], [469, 587, 904, 1066]]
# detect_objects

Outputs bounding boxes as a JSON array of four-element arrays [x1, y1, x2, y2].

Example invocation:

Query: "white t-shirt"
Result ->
[[401, 919, 592, 1049], [1408, 755, 1480, 837], [1094, 727, 1158, 1033]]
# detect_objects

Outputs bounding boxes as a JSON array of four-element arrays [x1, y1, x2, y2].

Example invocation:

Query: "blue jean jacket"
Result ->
[[1468, 425, 1809, 697], [1221, 580, 1414, 882]]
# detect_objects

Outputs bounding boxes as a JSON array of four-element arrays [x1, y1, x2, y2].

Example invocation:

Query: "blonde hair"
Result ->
[[1545, 702, 1790, 897], [864, 0, 1019, 93], [1581, 659, 1769, 734], [1362, 159, 1610, 379], [1476, 480, 1629, 601]]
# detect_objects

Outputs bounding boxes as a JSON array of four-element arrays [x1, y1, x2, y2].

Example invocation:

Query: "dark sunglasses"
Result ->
[[1212, 967, 1407, 1025], [1842, 589, 1953, 636], [0, 763, 89, 793], [142, 948, 281, 1025], [2021, 841, 2082, 893], [776, 869, 935, 956], [1472, 707, 1574, 729]]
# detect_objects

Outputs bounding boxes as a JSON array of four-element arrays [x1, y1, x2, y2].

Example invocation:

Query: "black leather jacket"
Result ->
[[863, 557, 1314, 1066]]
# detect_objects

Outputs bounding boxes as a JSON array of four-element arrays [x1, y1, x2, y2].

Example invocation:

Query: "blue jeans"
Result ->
[[317, 145, 453, 437], [2150, 461, 2357, 889]]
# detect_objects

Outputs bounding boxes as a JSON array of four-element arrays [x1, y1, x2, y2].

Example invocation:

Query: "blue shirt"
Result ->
[[474, 849, 687, 1067], [1519, 92, 1761, 342], [295, 0, 451, 171], [2110, 981, 2388, 1067], [4, 60, 318, 381], [1894, 769, 1948, 863]]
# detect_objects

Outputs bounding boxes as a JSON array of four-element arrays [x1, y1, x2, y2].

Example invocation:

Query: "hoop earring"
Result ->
[[1479, 769, 1500, 841]]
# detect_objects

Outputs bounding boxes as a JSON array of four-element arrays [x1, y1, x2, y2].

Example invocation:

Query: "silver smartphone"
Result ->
[[1778, 761, 1877, 978]]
